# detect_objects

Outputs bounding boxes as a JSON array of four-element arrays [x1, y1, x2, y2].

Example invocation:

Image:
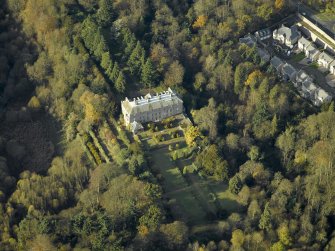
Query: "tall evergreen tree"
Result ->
[[122, 29, 137, 59], [115, 71, 126, 93], [259, 203, 272, 230], [141, 58, 158, 88], [101, 52, 113, 71], [128, 41, 145, 76], [97, 0, 113, 27], [110, 62, 120, 82]]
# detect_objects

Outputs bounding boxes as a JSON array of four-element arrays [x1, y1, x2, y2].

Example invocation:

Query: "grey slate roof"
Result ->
[[270, 56, 284, 71], [296, 70, 311, 83], [298, 36, 311, 47], [302, 79, 317, 93], [239, 34, 257, 47], [315, 88, 331, 100], [306, 43, 320, 58], [255, 28, 271, 39], [318, 51, 334, 65], [282, 63, 297, 78], [276, 25, 300, 41], [257, 47, 270, 62]]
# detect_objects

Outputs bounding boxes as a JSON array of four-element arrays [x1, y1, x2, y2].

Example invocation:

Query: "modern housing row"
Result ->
[[273, 24, 335, 75], [270, 56, 331, 106], [239, 25, 332, 106]]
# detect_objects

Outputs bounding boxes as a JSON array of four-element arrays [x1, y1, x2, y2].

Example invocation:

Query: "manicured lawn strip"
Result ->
[[209, 182, 242, 214], [176, 157, 219, 216], [150, 146, 208, 224], [292, 52, 305, 62], [171, 189, 208, 225]]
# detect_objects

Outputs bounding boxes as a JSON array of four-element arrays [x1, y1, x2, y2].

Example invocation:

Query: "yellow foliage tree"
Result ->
[[185, 126, 201, 147], [231, 229, 245, 248], [28, 96, 41, 110], [278, 223, 292, 246], [245, 70, 263, 87], [79, 91, 107, 124], [138, 225, 149, 237], [275, 0, 285, 10], [193, 15, 208, 29]]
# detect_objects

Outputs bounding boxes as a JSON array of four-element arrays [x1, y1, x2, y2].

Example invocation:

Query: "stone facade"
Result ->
[[273, 25, 301, 48], [121, 88, 184, 126]]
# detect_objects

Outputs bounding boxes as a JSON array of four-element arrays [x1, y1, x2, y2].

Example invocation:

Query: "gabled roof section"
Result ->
[[270, 56, 284, 70], [276, 25, 300, 40], [257, 47, 270, 62], [130, 121, 144, 133], [239, 34, 257, 47], [316, 88, 330, 100], [282, 63, 297, 76], [298, 36, 311, 47], [296, 70, 311, 83], [318, 51, 334, 64]]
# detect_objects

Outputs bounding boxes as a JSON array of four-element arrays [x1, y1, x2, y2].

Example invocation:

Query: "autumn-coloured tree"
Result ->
[[231, 229, 245, 248], [185, 126, 201, 147], [79, 91, 108, 124], [27, 96, 41, 110], [192, 15, 208, 29], [275, 0, 285, 10], [245, 70, 263, 88]]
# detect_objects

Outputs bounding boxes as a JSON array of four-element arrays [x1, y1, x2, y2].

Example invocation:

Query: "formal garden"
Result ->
[[136, 116, 242, 228]]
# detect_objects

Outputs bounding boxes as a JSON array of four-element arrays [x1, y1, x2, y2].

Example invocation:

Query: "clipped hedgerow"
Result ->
[[89, 129, 111, 163]]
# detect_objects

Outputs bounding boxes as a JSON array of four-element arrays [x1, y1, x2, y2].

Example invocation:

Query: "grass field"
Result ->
[[141, 118, 242, 228], [292, 52, 305, 63], [316, 12, 335, 22], [151, 146, 208, 224], [209, 182, 241, 214], [149, 135, 241, 226]]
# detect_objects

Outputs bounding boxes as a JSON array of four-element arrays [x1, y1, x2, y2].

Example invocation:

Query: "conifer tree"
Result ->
[[115, 71, 126, 93], [259, 203, 271, 230], [101, 52, 113, 71], [122, 29, 137, 58], [224, 49, 233, 66], [97, 0, 113, 27], [141, 58, 158, 88], [271, 114, 278, 136], [128, 41, 145, 76], [110, 62, 120, 82]]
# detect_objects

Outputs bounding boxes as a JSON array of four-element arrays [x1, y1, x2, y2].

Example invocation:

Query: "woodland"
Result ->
[[1, 0, 335, 250]]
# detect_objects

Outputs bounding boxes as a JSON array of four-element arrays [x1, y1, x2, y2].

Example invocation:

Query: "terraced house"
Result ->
[[121, 88, 184, 129]]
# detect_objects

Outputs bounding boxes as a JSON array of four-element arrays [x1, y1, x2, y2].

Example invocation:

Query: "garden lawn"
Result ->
[[315, 12, 335, 22], [292, 52, 305, 63], [151, 146, 207, 224], [209, 182, 242, 214]]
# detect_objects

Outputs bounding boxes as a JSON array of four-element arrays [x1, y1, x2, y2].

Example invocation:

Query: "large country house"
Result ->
[[121, 88, 184, 133]]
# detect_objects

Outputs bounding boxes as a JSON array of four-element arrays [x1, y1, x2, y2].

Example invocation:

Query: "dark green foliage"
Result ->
[[2, 0, 333, 250], [128, 154, 147, 176], [115, 71, 126, 93], [110, 62, 120, 82], [195, 144, 229, 181], [141, 58, 158, 88], [127, 41, 145, 76], [97, 0, 114, 27]]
